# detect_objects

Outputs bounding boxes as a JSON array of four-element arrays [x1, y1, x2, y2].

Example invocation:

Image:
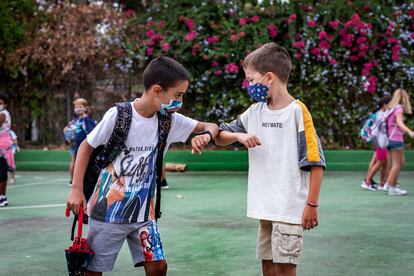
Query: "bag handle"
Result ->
[[66, 206, 85, 241]]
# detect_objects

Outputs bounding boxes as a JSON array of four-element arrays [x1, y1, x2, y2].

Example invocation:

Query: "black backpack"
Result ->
[[71, 102, 172, 240]]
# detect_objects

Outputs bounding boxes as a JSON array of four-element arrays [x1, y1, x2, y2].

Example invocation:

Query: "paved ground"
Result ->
[[1, 171, 414, 276]]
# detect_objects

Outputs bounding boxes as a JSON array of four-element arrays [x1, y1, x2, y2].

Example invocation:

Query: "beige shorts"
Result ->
[[257, 220, 303, 265]]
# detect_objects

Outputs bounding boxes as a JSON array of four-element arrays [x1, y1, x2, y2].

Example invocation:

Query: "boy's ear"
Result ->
[[267, 72, 277, 87], [150, 84, 163, 96]]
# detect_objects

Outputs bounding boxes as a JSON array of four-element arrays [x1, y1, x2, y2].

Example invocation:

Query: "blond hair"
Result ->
[[73, 98, 88, 107], [388, 89, 412, 114]]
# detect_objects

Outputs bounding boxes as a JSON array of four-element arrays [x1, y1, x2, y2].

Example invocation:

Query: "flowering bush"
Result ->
[[122, 0, 414, 148]]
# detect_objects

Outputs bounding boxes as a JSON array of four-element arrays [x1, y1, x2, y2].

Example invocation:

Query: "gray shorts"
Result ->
[[87, 218, 165, 272]]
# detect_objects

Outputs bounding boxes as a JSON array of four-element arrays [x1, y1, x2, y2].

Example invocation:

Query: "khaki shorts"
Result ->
[[257, 220, 303, 265]]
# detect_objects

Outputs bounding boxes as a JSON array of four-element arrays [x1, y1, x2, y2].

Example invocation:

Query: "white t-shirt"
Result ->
[[0, 109, 11, 134], [221, 100, 325, 224], [86, 102, 198, 223]]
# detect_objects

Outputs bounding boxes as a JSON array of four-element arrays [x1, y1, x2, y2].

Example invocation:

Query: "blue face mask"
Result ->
[[159, 89, 183, 115], [247, 75, 269, 103]]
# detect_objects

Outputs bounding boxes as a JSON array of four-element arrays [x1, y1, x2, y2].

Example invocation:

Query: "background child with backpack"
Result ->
[[382, 89, 414, 196], [361, 95, 391, 191]]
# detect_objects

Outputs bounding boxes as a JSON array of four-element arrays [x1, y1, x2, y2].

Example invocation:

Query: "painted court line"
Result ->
[[8, 178, 69, 189], [0, 203, 66, 211]]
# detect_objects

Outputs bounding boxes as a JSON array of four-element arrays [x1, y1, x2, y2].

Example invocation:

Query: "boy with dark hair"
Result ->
[[67, 56, 218, 276], [215, 43, 325, 276]]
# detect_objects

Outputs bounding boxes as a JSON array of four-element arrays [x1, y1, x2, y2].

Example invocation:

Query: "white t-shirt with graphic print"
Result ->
[[86, 102, 198, 223]]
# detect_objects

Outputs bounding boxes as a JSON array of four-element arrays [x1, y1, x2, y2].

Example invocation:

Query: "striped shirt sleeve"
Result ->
[[296, 101, 326, 171]]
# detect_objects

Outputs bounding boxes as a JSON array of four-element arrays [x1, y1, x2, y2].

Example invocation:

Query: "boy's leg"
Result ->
[[262, 260, 276, 276], [257, 220, 275, 275], [271, 222, 303, 276], [144, 261, 167, 276], [127, 220, 167, 275], [86, 218, 130, 273], [274, 263, 296, 276]]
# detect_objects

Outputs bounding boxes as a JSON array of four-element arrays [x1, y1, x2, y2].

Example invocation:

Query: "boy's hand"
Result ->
[[237, 133, 261, 148], [302, 205, 318, 230], [66, 188, 87, 215], [191, 134, 211, 154]]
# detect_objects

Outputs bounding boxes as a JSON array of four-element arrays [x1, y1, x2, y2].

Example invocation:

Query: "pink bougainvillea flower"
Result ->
[[192, 43, 200, 56], [146, 30, 155, 37], [388, 37, 398, 44], [329, 20, 341, 29], [288, 13, 297, 24], [212, 61, 219, 67], [152, 34, 163, 41], [310, 47, 321, 56], [360, 44, 369, 51], [147, 40, 155, 46], [307, 20, 317, 27], [214, 70, 222, 76], [146, 48, 154, 56], [320, 41, 331, 49], [349, 55, 359, 62], [225, 63, 239, 74], [159, 20, 165, 28], [162, 43, 170, 51], [329, 58, 337, 65], [318, 31, 327, 40], [124, 9, 135, 17], [268, 23, 278, 38], [207, 35, 220, 44], [363, 4, 370, 10], [294, 52, 302, 60], [239, 31, 246, 38], [242, 79, 249, 90], [147, 21, 155, 26], [186, 18, 194, 30], [292, 40, 305, 49], [185, 31, 197, 42], [239, 18, 247, 26], [230, 34, 239, 42], [356, 36, 367, 44], [251, 15, 260, 23]]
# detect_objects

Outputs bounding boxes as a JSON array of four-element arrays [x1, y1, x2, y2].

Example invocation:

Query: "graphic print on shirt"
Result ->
[[89, 145, 159, 224]]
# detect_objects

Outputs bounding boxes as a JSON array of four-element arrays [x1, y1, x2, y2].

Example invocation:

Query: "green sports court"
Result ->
[[1, 150, 414, 276]]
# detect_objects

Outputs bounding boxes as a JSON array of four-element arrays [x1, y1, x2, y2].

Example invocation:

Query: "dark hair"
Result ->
[[143, 56, 190, 91], [379, 95, 391, 107], [0, 93, 9, 104], [243, 42, 292, 83], [374, 95, 392, 112]]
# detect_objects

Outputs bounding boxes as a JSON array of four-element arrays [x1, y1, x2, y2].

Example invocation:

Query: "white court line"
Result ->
[[0, 203, 66, 211], [8, 178, 69, 189]]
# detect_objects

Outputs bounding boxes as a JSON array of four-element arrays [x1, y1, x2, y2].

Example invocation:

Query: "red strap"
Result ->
[[77, 206, 84, 239]]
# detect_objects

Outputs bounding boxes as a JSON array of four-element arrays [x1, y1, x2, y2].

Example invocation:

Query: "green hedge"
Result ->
[[14, 149, 414, 171]]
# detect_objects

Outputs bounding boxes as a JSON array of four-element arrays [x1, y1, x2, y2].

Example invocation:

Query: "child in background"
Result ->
[[8, 129, 19, 184], [383, 89, 414, 196], [361, 95, 391, 191]]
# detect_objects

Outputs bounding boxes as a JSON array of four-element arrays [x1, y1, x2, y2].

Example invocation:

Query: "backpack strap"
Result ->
[[73, 102, 132, 240], [154, 112, 173, 220], [94, 102, 133, 172]]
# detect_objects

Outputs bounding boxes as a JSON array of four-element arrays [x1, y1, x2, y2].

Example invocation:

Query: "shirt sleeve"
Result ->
[[296, 101, 326, 171], [167, 112, 198, 143], [219, 108, 249, 133], [87, 107, 117, 148]]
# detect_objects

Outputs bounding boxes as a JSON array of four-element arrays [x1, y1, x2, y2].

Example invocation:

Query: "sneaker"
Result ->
[[361, 180, 378, 191], [388, 187, 408, 196], [161, 179, 169, 190], [0, 196, 8, 207]]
